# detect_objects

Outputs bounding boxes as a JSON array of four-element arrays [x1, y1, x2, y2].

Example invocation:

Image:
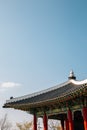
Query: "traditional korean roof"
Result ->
[[3, 71, 87, 112]]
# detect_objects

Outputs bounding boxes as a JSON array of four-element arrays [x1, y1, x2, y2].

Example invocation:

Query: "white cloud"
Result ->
[[0, 82, 21, 88]]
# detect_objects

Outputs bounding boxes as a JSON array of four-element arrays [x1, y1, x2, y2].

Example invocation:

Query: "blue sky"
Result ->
[[0, 0, 87, 122]]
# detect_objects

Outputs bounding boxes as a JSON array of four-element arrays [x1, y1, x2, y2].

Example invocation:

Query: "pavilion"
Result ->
[[3, 71, 87, 130]]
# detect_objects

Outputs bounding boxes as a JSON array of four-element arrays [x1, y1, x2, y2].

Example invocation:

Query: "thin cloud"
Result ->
[[0, 82, 21, 88], [0, 88, 6, 92]]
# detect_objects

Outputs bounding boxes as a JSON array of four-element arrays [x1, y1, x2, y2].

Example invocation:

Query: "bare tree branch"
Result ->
[[0, 114, 12, 130]]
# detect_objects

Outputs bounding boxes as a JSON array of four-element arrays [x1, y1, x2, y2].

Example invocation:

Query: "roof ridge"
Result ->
[[70, 79, 87, 85]]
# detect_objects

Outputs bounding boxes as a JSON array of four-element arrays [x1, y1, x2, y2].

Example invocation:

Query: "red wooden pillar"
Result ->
[[33, 113, 37, 130], [65, 118, 69, 130], [82, 107, 87, 130], [43, 113, 48, 130], [61, 119, 64, 130], [68, 109, 74, 130]]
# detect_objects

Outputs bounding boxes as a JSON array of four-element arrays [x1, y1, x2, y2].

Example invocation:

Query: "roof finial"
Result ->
[[68, 70, 76, 80]]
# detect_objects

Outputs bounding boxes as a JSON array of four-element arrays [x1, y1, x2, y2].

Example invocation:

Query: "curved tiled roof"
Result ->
[[4, 78, 87, 108], [6, 80, 70, 104]]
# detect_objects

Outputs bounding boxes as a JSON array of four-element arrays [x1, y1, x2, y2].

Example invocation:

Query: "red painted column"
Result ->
[[82, 107, 87, 130], [43, 113, 48, 130], [33, 113, 37, 130], [61, 119, 64, 130], [68, 109, 74, 130], [65, 118, 69, 130]]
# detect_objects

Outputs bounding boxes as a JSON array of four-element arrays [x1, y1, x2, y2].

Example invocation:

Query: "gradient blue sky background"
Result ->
[[0, 0, 87, 122]]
